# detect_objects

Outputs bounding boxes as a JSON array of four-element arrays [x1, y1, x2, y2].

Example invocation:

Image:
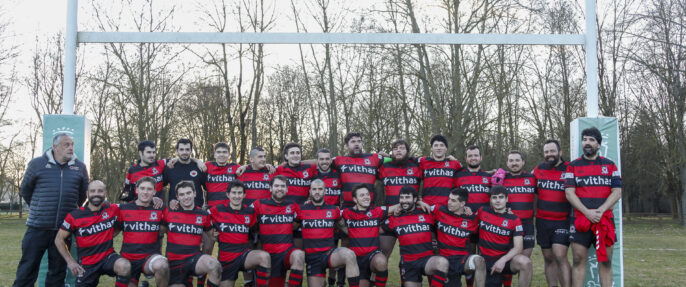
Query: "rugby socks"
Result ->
[[503, 274, 512, 287], [288, 269, 304, 286], [244, 269, 255, 287], [328, 274, 337, 287], [197, 274, 207, 287], [465, 274, 474, 287], [114, 276, 130, 287], [348, 275, 360, 287], [431, 270, 447, 287], [374, 270, 388, 287], [256, 266, 270, 287], [337, 268, 346, 287]]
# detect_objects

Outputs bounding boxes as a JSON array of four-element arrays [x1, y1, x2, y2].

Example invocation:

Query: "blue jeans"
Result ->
[[13, 227, 70, 287]]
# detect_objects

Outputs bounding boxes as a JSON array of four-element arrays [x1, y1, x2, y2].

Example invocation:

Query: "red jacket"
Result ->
[[575, 210, 616, 262]]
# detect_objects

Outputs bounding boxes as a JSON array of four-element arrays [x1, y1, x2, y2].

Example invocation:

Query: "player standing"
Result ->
[[454, 145, 492, 213], [205, 142, 240, 208], [164, 139, 207, 207], [565, 127, 621, 287], [333, 132, 384, 208], [276, 142, 318, 204], [237, 147, 274, 206], [313, 148, 342, 206], [55, 180, 132, 287], [121, 140, 167, 201], [501, 151, 537, 256], [419, 135, 462, 207]]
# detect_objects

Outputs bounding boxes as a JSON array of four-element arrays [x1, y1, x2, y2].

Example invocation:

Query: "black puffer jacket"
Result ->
[[20, 148, 88, 230]]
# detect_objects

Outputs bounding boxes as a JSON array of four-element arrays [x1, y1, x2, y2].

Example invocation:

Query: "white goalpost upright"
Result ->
[[58, 0, 622, 286]]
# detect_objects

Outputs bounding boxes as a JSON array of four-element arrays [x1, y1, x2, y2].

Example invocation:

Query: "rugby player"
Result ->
[[297, 179, 360, 287], [454, 145, 492, 213], [55, 180, 132, 287], [501, 150, 537, 256], [162, 181, 221, 287], [205, 142, 240, 208], [121, 140, 167, 201], [276, 142, 318, 204], [419, 134, 462, 207], [251, 175, 306, 287], [379, 139, 421, 258], [432, 188, 485, 287], [385, 186, 449, 287], [533, 139, 571, 287], [565, 127, 621, 287], [237, 147, 275, 206], [208, 181, 271, 287], [333, 132, 384, 208], [164, 139, 207, 208], [477, 186, 532, 287], [117, 177, 169, 287]]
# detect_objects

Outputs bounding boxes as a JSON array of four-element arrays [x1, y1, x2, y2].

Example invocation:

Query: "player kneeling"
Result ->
[[208, 181, 271, 287], [163, 181, 222, 287], [55, 180, 132, 287], [477, 186, 532, 287]]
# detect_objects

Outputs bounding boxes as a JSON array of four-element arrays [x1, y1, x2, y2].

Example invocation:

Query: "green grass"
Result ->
[[1, 215, 684, 286]]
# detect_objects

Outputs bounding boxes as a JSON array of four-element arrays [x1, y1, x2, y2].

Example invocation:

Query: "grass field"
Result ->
[[1, 215, 684, 286]]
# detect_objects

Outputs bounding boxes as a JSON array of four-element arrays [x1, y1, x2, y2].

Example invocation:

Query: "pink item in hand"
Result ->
[[491, 168, 506, 185]]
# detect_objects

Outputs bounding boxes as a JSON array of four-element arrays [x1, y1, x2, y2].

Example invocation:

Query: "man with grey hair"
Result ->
[[13, 132, 89, 287]]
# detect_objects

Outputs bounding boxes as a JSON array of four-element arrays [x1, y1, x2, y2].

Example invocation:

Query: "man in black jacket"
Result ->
[[13, 132, 89, 287]]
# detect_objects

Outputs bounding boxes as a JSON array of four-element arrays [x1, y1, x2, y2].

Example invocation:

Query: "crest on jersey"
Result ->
[[152, 168, 159, 175], [326, 210, 332, 218], [524, 178, 530, 185], [332, 179, 338, 186], [418, 215, 425, 222], [303, 171, 309, 178], [150, 212, 158, 220], [502, 219, 509, 227], [407, 168, 413, 175], [461, 220, 468, 228], [190, 170, 198, 177], [482, 177, 488, 183], [601, 166, 608, 174], [367, 211, 373, 218], [196, 216, 203, 224], [228, 167, 233, 173], [445, 162, 450, 167], [263, 174, 269, 180], [245, 216, 250, 224], [286, 206, 292, 213], [102, 211, 109, 220], [365, 159, 371, 165]]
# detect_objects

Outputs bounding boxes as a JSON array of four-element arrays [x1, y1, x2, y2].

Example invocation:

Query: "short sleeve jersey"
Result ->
[[533, 161, 571, 221], [252, 199, 300, 254], [61, 203, 119, 266], [564, 156, 622, 218], [432, 205, 477, 257], [209, 204, 256, 263], [454, 168, 492, 212], [333, 153, 383, 207], [379, 158, 421, 206], [386, 209, 435, 262], [237, 166, 273, 206], [419, 157, 462, 206], [276, 164, 318, 204], [125, 159, 167, 198], [342, 206, 387, 257], [502, 172, 537, 222], [163, 206, 211, 262], [117, 202, 164, 261], [297, 203, 341, 254], [205, 162, 239, 208], [476, 206, 523, 261]]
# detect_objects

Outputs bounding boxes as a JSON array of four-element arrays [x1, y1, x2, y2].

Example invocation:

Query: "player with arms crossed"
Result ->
[[55, 180, 132, 287]]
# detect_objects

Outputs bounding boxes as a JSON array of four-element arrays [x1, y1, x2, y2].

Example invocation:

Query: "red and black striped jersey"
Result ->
[[333, 153, 383, 207], [60, 203, 119, 266], [125, 159, 166, 199], [502, 172, 537, 222], [205, 162, 239, 208], [314, 170, 342, 206], [386, 209, 434, 262], [237, 166, 273, 206], [379, 159, 421, 206], [454, 168, 492, 212], [342, 206, 387, 256], [117, 203, 164, 261], [297, 203, 340, 254], [419, 157, 462, 206], [564, 156, 622, 218], [476, 206, 523, 261], [209, 204, 256, 263], [163, 206, 211, 262], [432, 205, 477, 257], [276, 164, 318, 204], [252, 199, 299, 254], [534, 162, 571, 221]]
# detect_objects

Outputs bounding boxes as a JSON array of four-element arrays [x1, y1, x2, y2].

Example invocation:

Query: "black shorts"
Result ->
[[306, 249, 335, 277], [270, 248, 297, 278], [570, 217, 616, 248], [76, 252, 121, 287], [485, 259, 514, 287], [221, 250, 250, 281], [400, 256, 431, 283], [169, 253, 203, 286], [127, 254, 158, 285], [536, 218, 570, 249], [522, 221, 535, 249], [357, 250, 382, 280], [445, 255, 468, 287]]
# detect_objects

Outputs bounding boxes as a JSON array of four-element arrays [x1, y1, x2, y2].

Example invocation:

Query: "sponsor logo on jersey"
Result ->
[[502, 219, 508, 227], [207, 173, 236, 183], [303, 171, 309, 178], [524, 178, 530, 185], [339, 164, 376, 175], [461, 220, 468, 228], [286, 206, 292, 213], [287, 177, 311, 187], [263, 174, 269, 180], [150, 212, 158, 220], [506, 186, 536, 194], [366, 211, 373, 218], [332, 179, 338, 186], [383, 176, 419, 186], [482, 177, 488, 184], [418, 215, 425, 222], [168, 222, 203, 235], [445, 162, 450, 167], [190, 170, 198, 177], [424, 168, 454, 177], [538, 179, 565, 191], [601, 166, 608, 174], [303, 219, 335, 228], [395, 222, 431, 235], [480, 221, 511, 236], [365, 159, 371, 165], [123, 221, 160, 232], [152, 168, 159, 175], [227, 167, 233, 173], [347, 219, 378, 228], [102, 211, 109, 220], [78, 218, 116, 236], [245, 216, 250, 224], [462, 184, 490, 194], [218, 222, 249, 233], [575, 176, 612, 186], [261, 214, 295, 224], [196, 216, 203, 224], [407, 168, 413, 175], [437, 221, 470, 237], [326, 210, 332, 218]]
